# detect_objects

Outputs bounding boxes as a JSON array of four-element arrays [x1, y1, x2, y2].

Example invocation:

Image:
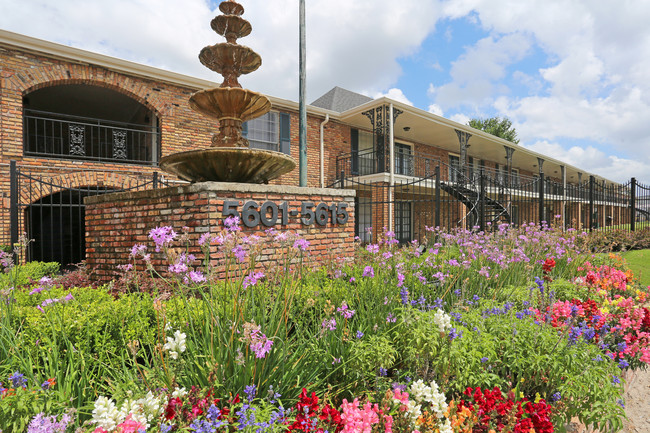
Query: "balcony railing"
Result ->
[[23, 109, 160, 165], [334, 148, 631, 204]]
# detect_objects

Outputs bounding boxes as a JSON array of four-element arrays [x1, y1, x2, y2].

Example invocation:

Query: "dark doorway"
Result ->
[[26, 188, 114, 268]]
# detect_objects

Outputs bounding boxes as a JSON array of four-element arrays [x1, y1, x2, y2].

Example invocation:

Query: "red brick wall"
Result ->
[[0, 43, 350, 246], [85, 182, 356, 282]]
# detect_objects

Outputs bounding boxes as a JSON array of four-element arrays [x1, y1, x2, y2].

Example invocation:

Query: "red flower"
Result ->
[[543, 258, 556, 273], [164, 397, 183, 420]]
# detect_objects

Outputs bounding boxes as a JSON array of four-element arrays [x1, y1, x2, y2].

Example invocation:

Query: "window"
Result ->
[[394, 202, 412, 244], [358, 130, 374, 175], [244, 112, 277, 151], [355, 197, 372, 243], [468, 157, 480, 183], [448, 154, 461, 182], [394, 143, 413, 176], [511, 169, 520, 187], [243, 112, 291, 155]]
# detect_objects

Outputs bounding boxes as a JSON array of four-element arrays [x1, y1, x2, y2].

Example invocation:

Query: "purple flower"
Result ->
[[148, 226, 177, 252], [612, 375, 621, 384], [293, 238, 310, 251], [362, 266, 375, 278], [366, 244, 379, 254], [27, 412, 72, 433], [188, 271, 206, 284], [9, 371, 27, 388], [243, 271, 265, 289], [244, 384, 257, 402], [198, 232, 213, 246], [356, 330, 364, 339], [130, 243, 147, 257], [448, 327, 462, 341], [379, 367, 387, 377], [322, 317, 337, 331], [232, 245, 247, 262], [224, 215, 242, 231], [400, 287, 409, 305], [480, 357, 488, 363], [250, 330, 273, 358], [397, 272, 405, 288], [618, 359, 629, 369], [337, 302, 355, 319], [551, 392, 562, 402], [386, 313, 396, 323]]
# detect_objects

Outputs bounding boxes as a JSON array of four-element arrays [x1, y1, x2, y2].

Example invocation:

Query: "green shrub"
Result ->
[[0, 261, 59, 288]]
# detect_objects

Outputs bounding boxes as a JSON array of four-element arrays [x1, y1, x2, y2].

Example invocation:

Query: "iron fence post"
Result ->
[[434, 165, 441, 228], [478, 167, 485, 232], [630, 177, 636, 232], [339, 170, 345, 189], [588, 175, 595, 232], [9, 160, 19, 264], [538, 172, 545, 226], [153, 171, 159, 189]]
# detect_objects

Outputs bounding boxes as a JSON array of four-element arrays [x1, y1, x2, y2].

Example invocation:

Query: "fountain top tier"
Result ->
[[158, 0, 296, 183]]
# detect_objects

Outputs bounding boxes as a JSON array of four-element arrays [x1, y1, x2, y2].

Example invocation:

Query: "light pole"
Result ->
[[298, 0, 307, 187]]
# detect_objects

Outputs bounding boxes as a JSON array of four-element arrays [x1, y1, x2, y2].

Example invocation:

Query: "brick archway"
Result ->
[[19, 171, 151, 207]]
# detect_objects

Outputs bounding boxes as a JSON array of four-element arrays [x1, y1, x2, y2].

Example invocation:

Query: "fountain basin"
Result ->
[[159, 147, 296, 183], [189, 87, 270, 121]]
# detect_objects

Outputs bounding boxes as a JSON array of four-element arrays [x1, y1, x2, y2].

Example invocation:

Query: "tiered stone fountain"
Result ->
[[85, 0, 356, 282], [159, 0, 296, 183]]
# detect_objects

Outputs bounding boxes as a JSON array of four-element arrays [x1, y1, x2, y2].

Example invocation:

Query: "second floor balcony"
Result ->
[[23, 109, 160, 165]]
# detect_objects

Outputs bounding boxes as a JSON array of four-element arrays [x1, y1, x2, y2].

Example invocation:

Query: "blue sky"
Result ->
[[2, 0, 650, 183]]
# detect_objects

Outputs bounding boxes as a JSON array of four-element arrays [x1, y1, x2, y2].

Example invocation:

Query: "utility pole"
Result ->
[[298, 0, 307, 187]]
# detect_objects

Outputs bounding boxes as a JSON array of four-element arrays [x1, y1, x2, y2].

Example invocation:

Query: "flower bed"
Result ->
[[1, 222, 648, 432]]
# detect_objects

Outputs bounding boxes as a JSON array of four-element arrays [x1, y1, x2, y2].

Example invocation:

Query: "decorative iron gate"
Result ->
[[9, 161, 169, 267]]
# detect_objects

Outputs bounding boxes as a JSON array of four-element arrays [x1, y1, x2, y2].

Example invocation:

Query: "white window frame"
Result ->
[[244, 111, 279, 151]]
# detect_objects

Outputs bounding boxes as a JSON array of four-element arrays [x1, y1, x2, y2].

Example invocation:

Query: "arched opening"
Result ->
[[23, 84, 160, 164], [25, 187, 115, 268]]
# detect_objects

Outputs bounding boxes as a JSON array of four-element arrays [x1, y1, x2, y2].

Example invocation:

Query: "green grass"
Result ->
[[620, 249, 650, 287]]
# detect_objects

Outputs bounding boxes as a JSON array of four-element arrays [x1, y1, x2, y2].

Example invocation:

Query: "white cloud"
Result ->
[[450, 113, 470, 125], [434, 33, 532, 109], [0, 0, 444, 102], [524, 140, 650, 184], [374, 88, 414, 106], [428, 104, 444, 116]]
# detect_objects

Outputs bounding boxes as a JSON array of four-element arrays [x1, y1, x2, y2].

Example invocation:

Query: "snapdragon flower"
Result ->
[[433, 309, 452, 333], [163, 329, 187, 360]]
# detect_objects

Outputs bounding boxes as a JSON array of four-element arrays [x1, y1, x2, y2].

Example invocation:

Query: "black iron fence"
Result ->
[[332, 157, 649, 244], [8, 161, 177, 267], [23, 109, 160, 165]]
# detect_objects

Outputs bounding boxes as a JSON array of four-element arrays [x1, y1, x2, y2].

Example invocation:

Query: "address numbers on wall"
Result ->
[[223, 200, 349, 228]]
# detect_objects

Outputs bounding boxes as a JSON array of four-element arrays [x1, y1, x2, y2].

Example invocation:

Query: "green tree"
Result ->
[[468, 117, 520, 144]]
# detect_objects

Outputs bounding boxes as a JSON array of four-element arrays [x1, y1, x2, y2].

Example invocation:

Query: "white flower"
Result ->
[[406, 400, 422, 424], [172, 387, 188, 398], [408, 379, 448, 419], [117, 391, 166, 429], [91, 396, 123, 430], [163, 329, 187, 359], [433, 309, 452, 333]]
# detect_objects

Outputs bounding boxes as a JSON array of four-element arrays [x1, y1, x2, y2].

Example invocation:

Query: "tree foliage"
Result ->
[[468, 117, 520, 144]]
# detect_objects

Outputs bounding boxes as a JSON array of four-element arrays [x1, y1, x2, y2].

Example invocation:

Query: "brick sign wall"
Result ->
[[85, 182, 356, 282]]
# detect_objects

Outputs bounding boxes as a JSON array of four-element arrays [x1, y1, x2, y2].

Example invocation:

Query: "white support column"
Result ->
[[560, 165, 566, 230], [389, 103, 395, 233]]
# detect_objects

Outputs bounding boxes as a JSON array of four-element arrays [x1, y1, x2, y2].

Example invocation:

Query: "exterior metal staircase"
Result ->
[[440, 180, 511, 227]]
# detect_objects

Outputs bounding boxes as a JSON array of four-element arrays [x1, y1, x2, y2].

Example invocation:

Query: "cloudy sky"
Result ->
[[2, 0, 650, 183]]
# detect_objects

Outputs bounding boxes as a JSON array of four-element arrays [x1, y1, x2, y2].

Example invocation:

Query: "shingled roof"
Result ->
[[310, 86, 373, 112]]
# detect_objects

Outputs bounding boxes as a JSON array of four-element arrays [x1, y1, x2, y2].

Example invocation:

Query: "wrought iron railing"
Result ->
[[23, 109, 160, 165]]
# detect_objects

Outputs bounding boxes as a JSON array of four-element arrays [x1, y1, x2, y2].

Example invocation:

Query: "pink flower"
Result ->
[[115, 415, 145, 433]]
